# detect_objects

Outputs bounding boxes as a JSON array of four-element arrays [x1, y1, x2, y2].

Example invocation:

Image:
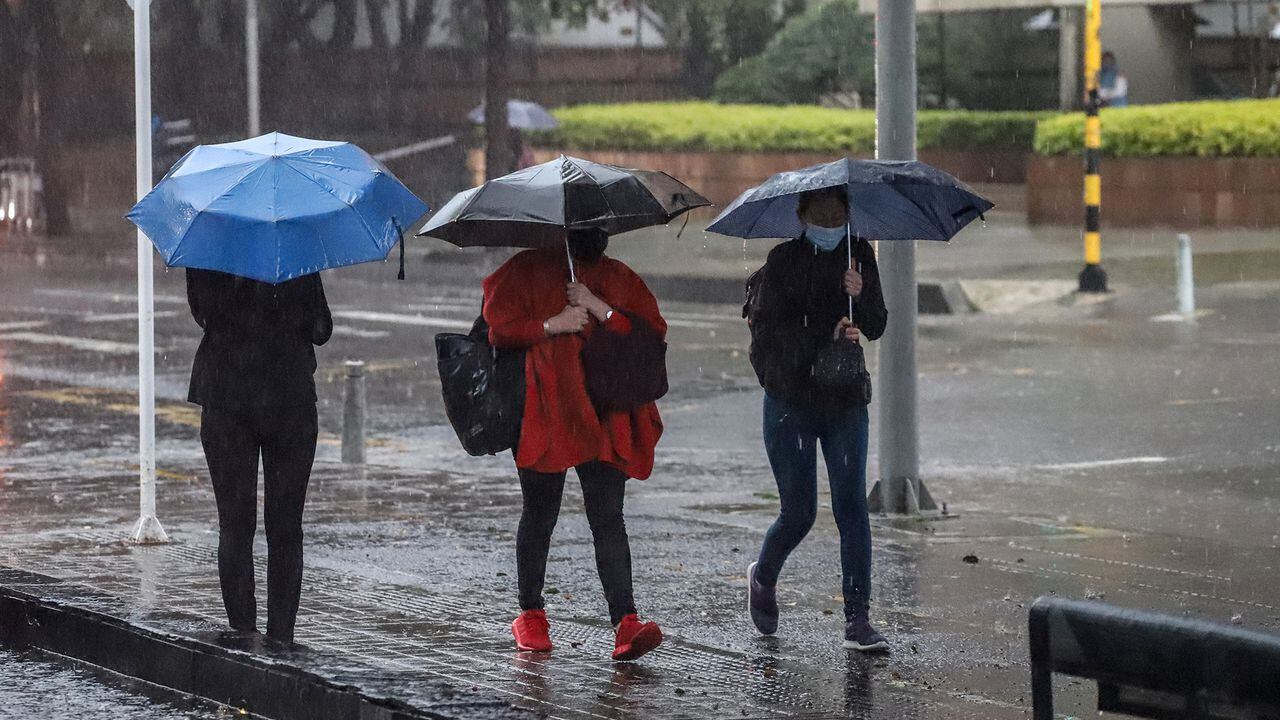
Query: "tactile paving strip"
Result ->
[[1, 531, 1011, 719]]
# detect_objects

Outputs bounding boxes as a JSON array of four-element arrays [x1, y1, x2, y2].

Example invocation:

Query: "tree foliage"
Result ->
[[712, 0, 873, 105]]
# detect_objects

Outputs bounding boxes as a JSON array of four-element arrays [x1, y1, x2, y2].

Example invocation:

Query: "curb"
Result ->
[[0, 567, 533, 720]]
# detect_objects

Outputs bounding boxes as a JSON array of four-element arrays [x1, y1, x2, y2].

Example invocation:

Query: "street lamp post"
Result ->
[[867, 0, 940, 516], [127, 0, 168, 544], [246, 0, 261, 136]]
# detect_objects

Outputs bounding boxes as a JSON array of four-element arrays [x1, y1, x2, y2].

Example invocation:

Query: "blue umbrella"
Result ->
[[127, 132, 429, 284], [706, 158, 993, 242], [467, 100, 559, 131]]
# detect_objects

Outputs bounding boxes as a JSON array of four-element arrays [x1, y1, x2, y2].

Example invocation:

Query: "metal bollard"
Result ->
[[341, 360, 366, 464], [1176, 233, 1195, 318]]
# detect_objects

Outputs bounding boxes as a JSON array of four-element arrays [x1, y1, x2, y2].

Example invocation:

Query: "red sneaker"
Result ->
[[611, 614, 663, 661], [511, 609, 552, 652]]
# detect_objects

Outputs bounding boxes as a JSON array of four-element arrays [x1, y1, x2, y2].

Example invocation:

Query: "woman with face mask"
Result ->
[[481, 227, 667, 661], [743, 186, 890, 651]]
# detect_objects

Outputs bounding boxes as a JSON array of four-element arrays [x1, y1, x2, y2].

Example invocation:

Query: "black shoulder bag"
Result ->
[[435, 313, 526, 456]]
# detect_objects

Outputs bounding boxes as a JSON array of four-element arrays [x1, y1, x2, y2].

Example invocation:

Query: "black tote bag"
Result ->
[[435, 315, 525, 456]]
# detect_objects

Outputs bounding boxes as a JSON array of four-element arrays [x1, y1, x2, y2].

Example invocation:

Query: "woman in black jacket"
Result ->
[[187, 268, 332, 644], [744, 186, 890, 652]]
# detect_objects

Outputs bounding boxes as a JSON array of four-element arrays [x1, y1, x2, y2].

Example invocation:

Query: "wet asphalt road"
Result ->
[[2, 208, 1279, 718], [0, 648, 229, 719]]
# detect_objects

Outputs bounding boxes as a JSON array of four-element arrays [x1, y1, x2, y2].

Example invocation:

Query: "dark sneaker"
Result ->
[[747, 562, 778, 636], [843, 612, 889, 652]]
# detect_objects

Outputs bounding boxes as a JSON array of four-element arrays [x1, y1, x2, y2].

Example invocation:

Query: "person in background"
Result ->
[[744, 186, 890, 652], [1097, 51, 1129, 107], [482, 227, 666, 662], [187, 269, 332, 646]]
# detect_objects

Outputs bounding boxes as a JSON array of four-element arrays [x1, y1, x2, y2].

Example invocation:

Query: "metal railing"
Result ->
[[1030, 597, 1280, 719]]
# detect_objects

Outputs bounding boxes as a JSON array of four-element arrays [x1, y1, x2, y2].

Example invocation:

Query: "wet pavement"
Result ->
[[2, 198, 1279, 718]]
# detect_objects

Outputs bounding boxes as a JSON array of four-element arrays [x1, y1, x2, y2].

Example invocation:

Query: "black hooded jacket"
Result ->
[[747, 236, 887, 412], [186, 269, 332, 414]]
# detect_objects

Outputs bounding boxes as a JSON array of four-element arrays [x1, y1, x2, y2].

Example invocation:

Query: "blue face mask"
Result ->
[[804, 224, 846, 252]]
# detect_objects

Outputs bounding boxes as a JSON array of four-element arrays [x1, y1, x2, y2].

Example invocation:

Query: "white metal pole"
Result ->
[[131, 0, 168, 544], [246, 0, 261, 136], [1177, 233, 1195, 318]]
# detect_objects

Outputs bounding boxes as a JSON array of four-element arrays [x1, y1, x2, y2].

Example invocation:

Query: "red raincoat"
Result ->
[[482, 248, 666, 479]]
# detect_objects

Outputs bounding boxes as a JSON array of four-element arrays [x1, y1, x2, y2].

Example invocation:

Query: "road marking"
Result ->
[[664, 310, 738, 323], [1166, 396, 1251, 406], [80, 311, 181, 323], [332, 326, 391, 339], [0, 331, 149, 355], [34, 288, 187, 305], [665, 318, 724, 330], [332, 310, 473, 329], [1035, 456, 1168, 471], [0, 320, 48, 331], [320, 359, 424, 380], [14, 387, 200, 427]]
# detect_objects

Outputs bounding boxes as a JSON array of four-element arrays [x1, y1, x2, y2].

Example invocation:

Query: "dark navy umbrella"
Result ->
[[706, 158, 993, 242], [418, 155, 709, 280], [708, 157, 993, 317], [128, 132, 429, 284]]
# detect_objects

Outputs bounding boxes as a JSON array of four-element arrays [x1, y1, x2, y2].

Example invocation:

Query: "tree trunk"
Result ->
[[483, 0, 512, 180]]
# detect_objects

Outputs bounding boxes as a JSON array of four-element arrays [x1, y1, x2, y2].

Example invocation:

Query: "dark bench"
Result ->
[[1030, 597, 1280, 719]]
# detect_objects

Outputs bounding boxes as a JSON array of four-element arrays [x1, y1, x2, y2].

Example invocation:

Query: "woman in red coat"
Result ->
[[482, 227, 665, 661]]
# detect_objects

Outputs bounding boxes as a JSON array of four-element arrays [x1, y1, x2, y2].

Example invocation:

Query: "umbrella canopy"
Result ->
[[418, 155, 710, 249], [127, 132, 429, 284], [467, 100, 559, 130], [706, 158, 993, 242]]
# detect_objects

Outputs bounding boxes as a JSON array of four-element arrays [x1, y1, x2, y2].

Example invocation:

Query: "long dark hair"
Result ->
[[567, 227, 609, 264]]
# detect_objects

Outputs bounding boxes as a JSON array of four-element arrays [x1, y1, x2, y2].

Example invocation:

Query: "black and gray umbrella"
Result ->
[[418, 155, 710, 279]]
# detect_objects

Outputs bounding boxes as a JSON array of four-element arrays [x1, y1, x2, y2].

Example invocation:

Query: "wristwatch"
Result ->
[[543, 319, 551, 335]]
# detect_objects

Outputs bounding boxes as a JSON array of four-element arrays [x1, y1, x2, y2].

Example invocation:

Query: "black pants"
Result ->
[[200, 404, 318, 642], [517, 461, 636, 625]]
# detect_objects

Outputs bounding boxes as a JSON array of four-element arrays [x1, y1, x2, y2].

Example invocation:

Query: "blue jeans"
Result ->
[[755, 393, 872, 615]]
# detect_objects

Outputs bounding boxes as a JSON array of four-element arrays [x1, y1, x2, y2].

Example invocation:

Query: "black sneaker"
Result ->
[[747, 562, 778, 636], [843, 612, 889, 652]]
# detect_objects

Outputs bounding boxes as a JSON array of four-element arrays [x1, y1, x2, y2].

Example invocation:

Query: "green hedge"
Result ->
[[530, 102, 1047, 154], [1034, 99, 1280, 157]]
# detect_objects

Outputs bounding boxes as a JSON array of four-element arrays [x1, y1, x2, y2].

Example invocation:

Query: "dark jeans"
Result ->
[[200, 403, 318, 642], [755, 393, 872, 616], [517, 461, 637, 625]]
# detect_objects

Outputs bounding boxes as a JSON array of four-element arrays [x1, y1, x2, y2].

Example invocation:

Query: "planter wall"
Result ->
[[1028, 155, 1280, 228], [469, 148, 1028, 206]]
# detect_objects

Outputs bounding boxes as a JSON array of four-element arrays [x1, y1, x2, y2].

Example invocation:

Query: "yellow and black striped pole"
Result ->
[[1079, 0, 1107, 292]]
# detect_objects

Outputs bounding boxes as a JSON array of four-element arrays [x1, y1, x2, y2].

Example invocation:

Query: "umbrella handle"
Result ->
[[393, 216, 406, 281], [565, 234, 577, 283], [846, 223, 854, 321]]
